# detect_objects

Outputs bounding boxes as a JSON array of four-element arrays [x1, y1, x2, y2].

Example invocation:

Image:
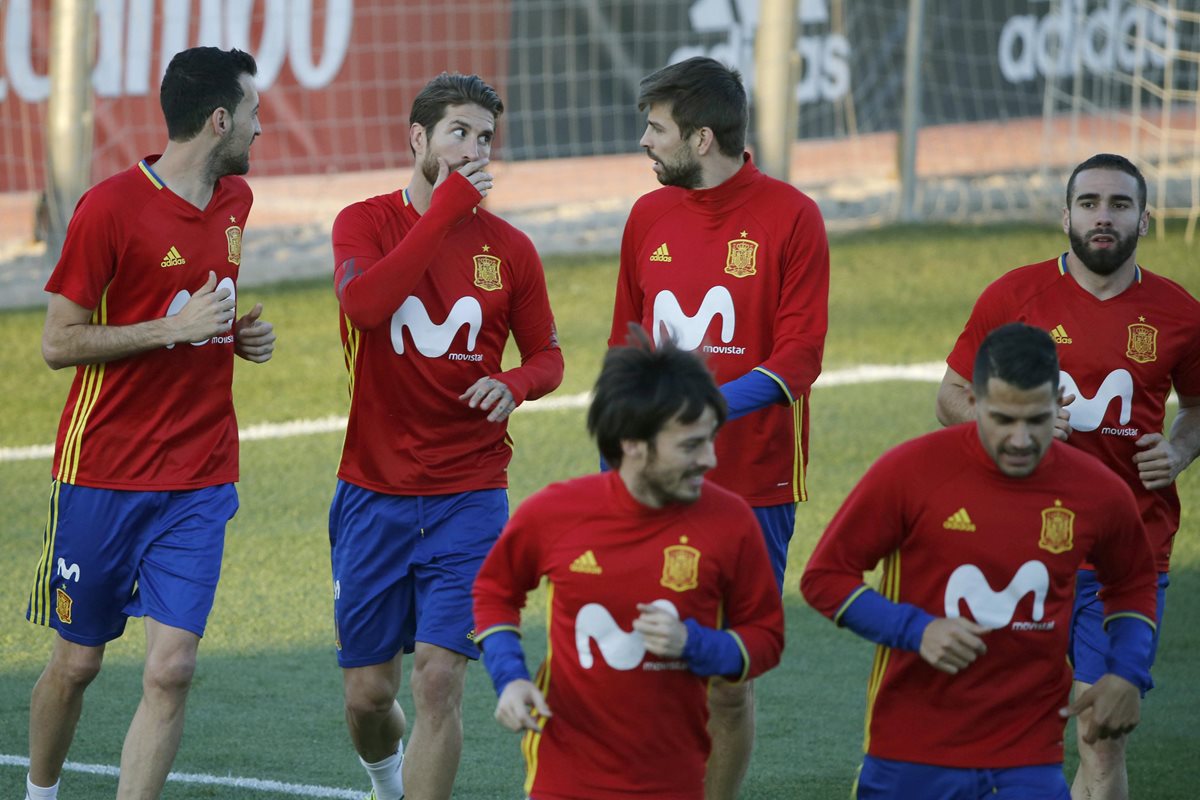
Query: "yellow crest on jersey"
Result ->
[[1039, 500, 1075, 554], [725, 236, 758, 278], [225, 225, 242, 265], [56, 588, 74, 624], [473, 254, 503, 291], [1126, 321, 1157, 364], [661, 542, 701, 592]]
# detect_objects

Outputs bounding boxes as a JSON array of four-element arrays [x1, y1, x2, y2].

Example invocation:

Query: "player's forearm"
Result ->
[[43, 316, 184, 369], [1104, 615, 1156, 692], [1168, 403, 1200, 478], [477, 628, 532, 695], [935, 376, 974, 426], [720, 368, 789, 421], [337, 176, 480, 329], [828, 585, 935, 652], [495, 345, 564, 405]]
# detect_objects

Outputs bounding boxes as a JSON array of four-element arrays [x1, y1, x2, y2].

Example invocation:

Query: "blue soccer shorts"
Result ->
[[855, 755, 1070, 799], [753, 502, 797, 593], [1070, 568, 1169, 688], [328, 482, 508, 667], [26, 481, 238, 645]]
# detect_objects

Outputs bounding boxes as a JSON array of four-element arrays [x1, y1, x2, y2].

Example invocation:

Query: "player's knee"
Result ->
[[46, 648, 103, 689], [142, 651, 197, 696], [707, 679, 753, 718], [410, 658, 467, 714]]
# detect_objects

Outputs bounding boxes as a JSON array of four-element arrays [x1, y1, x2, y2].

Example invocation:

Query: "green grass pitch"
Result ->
[[0, 223, 1197, 798]]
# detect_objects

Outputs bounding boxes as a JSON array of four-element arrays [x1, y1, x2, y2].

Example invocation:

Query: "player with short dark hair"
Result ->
[[23, 46, 273, 800], [805, 323, 1159, 800], [936, 154, 1200, 800], [609, 55, 829, 799], [328, 71, 563, 800], [473, 330, 784, 799]]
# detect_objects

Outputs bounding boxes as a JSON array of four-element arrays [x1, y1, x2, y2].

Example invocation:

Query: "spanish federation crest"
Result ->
[[1038, 499, 1075, 554], [56, 588, 73, 624], [724, 232, 758, 278], [1126, 319, 1157, 364], [225, 225, 242, 266], [473, 253, 503, 291], [661, 538, 701, 592]]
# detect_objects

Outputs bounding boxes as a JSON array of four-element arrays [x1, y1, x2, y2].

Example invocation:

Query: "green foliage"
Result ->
[[1, 223, 1198, 798]]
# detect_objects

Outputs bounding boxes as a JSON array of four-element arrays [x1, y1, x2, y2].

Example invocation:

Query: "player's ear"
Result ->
[[620, 438, 647, 464], [1061, 206, 1070, 235], [1138, 209, 1150, 237], [694, 126, 716, 156], [410, 123, 426, 155]]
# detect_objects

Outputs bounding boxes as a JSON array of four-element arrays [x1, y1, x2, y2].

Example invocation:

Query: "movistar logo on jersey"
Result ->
[[944, 560, 1052, 630], [164, 276, 236, 348], [575, 599, 679, 670], [391, 296, 482, 358], [1059, 369, 1133, 432], [652, 287, 735, 351]]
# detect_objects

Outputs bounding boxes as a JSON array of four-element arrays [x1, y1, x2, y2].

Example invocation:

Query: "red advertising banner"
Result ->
[[0, 1, 512, 192]]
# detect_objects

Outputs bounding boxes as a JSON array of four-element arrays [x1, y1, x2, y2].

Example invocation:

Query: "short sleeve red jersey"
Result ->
[[946, 256, 1200, 570], [44, 157, 252, 490], [802, 425, 1157, 768], [473, 471, 784, 800], [332, 177, 562, 494], [610, 155, 829, 506]]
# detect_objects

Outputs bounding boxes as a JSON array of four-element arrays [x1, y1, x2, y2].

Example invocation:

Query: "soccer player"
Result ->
[[934, 154, 1200, 800], [608, 55, 829, 799], [23, 47, 273, 800], [803, 323, 1159, 799], [473, 330, 785, 800], [328, 72, 563, 800]]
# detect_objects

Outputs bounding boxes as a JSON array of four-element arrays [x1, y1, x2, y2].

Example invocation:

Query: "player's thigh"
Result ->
[[136, 483, 238, 638], [752, 502, 796, 593], [328, 481, 422, 668], [26, 481, 164, 646], [411, 488, 508, 659]]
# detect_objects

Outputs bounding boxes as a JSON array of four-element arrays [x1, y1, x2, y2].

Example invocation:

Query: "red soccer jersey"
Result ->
[[609, 155, 829, 506], [801, 425, 1157, 769], [946, 255, 1200, 570], [473, 471, 784, 800], [44, 157, 251, 490], [332, 175, 563, 494]]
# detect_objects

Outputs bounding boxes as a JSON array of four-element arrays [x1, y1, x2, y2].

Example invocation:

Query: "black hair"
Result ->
[[1066, 153, 1147, 213], [408, 72, 504, 154], [588, 325, 727, 467], [637, 56, 747, 157], [160, 47, 257, 142], [973, 323, 1060, 398]]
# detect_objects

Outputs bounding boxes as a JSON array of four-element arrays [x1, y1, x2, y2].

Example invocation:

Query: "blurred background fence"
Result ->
[[0, 0, 1196, 305]]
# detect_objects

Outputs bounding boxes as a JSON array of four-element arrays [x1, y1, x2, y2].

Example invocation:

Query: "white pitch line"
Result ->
[[20, 361, 1178, 464], [0, 754, 360, 798]]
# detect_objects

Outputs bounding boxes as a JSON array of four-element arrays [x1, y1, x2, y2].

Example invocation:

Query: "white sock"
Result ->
[[26, 774, 59, 800], [359, 741, 404, 800]]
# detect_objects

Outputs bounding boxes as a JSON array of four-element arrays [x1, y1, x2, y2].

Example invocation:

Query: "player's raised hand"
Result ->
[[919, 617, 989, 674], [1060, 674, 1140, 744], [173, 271, 235, 344], [456, 157, 494, 197], [1055, 392, 1075, 441], [1132, 432, 1182, 490], [234, 302, 276, 363], [459, 376, 517, 422], [633, 602, 688, 658], [495, 679, 551, 733]]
